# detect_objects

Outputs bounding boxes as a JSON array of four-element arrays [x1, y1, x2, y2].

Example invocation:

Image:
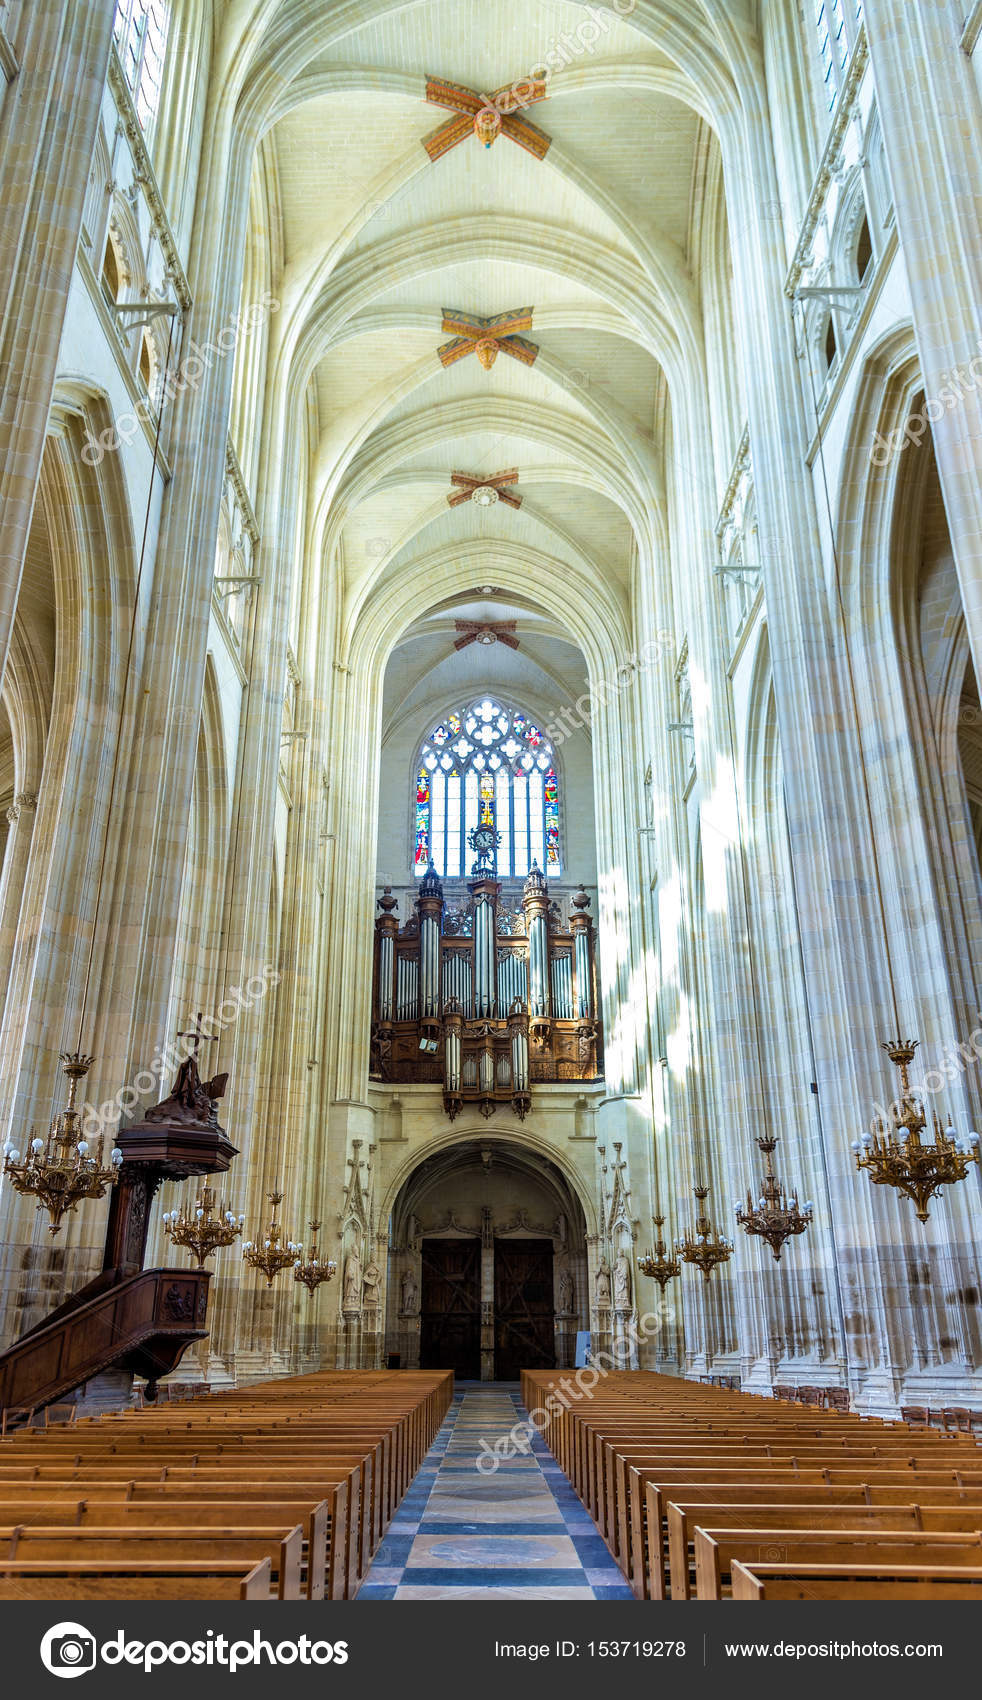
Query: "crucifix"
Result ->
[[438, 308, 538, 371], [423, 75, 551, 163], [178, 1014, 210, 1059], [447, 469, 522, 508]]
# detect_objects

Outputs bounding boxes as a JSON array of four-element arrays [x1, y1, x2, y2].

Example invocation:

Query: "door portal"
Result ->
[[419, 1238, 481, 1378], [494, 1238, 555, 1379]]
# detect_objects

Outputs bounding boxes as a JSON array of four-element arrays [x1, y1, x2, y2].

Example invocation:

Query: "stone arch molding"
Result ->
[[217, 0, 742, 142], [377, 1123, 600, 1243], [340, 539, 632, 678]]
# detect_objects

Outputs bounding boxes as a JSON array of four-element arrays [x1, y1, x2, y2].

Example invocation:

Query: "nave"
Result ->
[[357, 1383, 633, 1599]]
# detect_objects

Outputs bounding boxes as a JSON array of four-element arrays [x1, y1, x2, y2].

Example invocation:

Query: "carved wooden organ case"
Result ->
[[371, 862, 602, 1119]]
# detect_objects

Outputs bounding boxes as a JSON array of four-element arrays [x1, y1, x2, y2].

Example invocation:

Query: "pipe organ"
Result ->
[[371, 862, 601, 1119]]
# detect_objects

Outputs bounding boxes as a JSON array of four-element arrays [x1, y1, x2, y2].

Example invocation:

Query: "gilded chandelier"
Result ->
[[242, 1190, 303, 1286], [736, 1135, 813, 1260], [161, 1184, 244, 1267], [676, 1184, 733, 1281], [293, 1220, 338, 1295], [854, 1039, 979, 1222], [638, 1216, 681, 1290], [2, 1053, 122, 1234]]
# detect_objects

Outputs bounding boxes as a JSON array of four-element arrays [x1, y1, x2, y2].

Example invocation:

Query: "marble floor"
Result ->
[[356, 1382, 635, 1600]]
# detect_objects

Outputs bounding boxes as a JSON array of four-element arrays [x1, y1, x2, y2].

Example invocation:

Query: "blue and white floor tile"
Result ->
[[356, 1383, 634, 1600]]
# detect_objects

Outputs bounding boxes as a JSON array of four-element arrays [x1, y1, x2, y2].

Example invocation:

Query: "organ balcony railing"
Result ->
[[370, 862, 602, 1119]]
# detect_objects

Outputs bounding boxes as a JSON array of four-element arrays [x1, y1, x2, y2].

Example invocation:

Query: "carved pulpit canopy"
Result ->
[[117, 1016, 238, 1179]]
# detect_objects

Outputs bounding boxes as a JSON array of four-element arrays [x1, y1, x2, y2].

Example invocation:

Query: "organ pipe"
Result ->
[[371, 868, 600, 1116]]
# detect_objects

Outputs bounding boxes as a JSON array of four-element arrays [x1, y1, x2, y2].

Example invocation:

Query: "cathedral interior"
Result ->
[[2, 2, 982, 1612]]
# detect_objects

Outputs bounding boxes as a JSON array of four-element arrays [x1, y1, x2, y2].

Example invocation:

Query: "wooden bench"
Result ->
[[731, 1559, 982, 1600], [0, 1368, 452, 1601], [667, 1497, 982, 1599], [0, 1557, 272, 1599], [0, 1524, 303, 1599], [693, 1525, 982, 1599]]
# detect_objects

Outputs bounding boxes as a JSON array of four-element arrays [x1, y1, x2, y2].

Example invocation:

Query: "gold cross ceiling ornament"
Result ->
[[438, 308, 538, 371], [454, 620, 520, 651], [423, 76, 551, 162], [447, 469, 522, 508]]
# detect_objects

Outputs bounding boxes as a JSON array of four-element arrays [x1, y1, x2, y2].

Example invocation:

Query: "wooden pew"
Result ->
[[667, 1497, 982, 1599], [0, 1557, 272, 1600], [633, 1464, 982, 1598], [0, 1524, 303, 1599], [730, 1559, 982, 1600], [694, 1525, 982, 1599], [0, 1368, 452, 1601]]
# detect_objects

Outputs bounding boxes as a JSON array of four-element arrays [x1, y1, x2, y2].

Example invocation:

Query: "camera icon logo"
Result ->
[[40, 1623, 97, 1678]]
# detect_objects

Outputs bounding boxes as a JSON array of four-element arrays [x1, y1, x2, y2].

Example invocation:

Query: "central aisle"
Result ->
[[356, 1382, 634, 1600]]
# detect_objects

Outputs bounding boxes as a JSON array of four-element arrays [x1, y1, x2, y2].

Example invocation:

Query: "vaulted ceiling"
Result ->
[[234, 0, 735, 672]]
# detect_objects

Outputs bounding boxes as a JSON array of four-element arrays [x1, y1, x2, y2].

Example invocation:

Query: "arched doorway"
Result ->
[[386, 1138, 589, 1380]]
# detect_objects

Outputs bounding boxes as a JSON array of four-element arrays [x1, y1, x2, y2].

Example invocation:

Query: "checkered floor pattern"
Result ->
[[355, 1382, 634, 1599]]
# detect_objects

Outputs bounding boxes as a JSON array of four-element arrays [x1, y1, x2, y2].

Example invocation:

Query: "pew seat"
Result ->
[[0, 1557, 272, 1600], [731, 1559, 982, 1600]]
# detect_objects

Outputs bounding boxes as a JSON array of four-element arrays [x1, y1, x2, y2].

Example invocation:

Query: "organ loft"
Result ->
[[371, 857, 601, 1119]]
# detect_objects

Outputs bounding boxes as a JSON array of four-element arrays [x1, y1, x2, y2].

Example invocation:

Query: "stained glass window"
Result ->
[[413, 698, 562, 879], [113, 1, 170, 132]]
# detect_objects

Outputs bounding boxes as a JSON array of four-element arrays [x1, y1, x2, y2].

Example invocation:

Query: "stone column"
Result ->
[[721, 110, 895, 1404], [0, 3, 114, 685], [861, 0, 982, 678], [0, 790, 37, 998]]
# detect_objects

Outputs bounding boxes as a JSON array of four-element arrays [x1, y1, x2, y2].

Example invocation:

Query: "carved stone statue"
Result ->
[[362, 1260, 381, 1306], [401, 1267, 419, 1315], [369, 1023, 392, 1080], [614, 1251, 632, 1310], [343, 1247, 362, 1308], [595, 1259, 612, 1309], [558, 1267, 575, 1315]]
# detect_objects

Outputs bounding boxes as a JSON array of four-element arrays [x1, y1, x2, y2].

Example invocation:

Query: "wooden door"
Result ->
[[419, 1238, 481, 1379], [494, 1238, 555, 1380]]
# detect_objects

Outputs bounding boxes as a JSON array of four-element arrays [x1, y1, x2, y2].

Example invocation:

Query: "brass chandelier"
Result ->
[[736, 1135, 813, 1260], [162, 1183, 244, 1266], [293, 1219, 338, 1295], [242, 1190, 303, 1286], [638, 1215, 681, 1290], [676, 1184, 733, 1281], [2, 1053, 122, 1234], [854, 1040, 979, 1222]]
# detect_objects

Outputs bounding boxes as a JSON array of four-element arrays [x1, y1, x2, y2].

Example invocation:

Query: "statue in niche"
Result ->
[[401, 1267, 419, 1315], [343, 1247, 362, 1308], [595, 1259, 612, 1309], [614, 1251, 632, 1310], [558, 1266, 575, 1315], [362, 1260, 381, 1307]]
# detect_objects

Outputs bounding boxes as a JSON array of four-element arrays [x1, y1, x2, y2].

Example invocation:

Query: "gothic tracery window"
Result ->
[[815, 0, 864, 111], [113, 0, 170, 132], [414, 698, 561, 880]]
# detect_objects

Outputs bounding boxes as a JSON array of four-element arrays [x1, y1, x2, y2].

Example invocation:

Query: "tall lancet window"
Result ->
[[814, 0, 864, 111], [113, 0, 170, 132], [414, 698, 561, 880]]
